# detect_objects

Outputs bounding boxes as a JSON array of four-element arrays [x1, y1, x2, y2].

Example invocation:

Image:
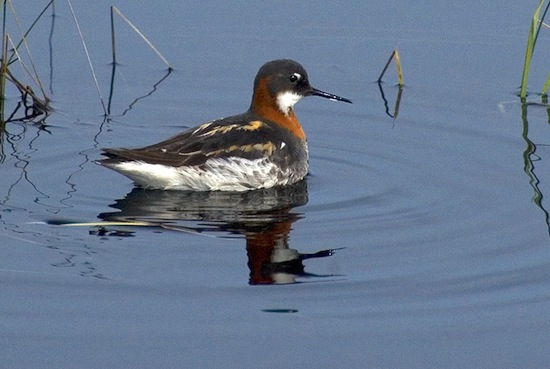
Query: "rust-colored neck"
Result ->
[[249, 78, 306, 141]]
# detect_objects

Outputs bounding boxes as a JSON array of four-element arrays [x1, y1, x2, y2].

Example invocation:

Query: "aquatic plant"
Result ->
[[67, 3, 173, 116], [0, 1, 172, 128], [377, 49, 404, 119], [0, 0, 52, 128], [378, 48, 403, 87], [107, 6, 172, 115], [520, 0, 550, 99]]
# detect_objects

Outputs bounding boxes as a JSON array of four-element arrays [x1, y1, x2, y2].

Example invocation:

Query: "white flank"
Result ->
[[109, 156, 301, 191], [276, 91, 303, 115]]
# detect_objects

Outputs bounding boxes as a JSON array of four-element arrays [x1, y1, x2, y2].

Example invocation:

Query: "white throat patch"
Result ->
[[276, 91, 303, 115]]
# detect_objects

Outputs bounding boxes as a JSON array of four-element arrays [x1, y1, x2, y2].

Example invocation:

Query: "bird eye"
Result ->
[[289, 73, 301, 83]]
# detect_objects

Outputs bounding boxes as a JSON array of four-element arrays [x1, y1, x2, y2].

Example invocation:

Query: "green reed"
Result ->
[[520, 0, 550, 98]]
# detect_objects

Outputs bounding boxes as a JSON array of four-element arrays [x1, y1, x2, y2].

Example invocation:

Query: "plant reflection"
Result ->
[[377, 81, 404, 120], [96, 180, 342, 285], [107, 66, 173, 117], [520, 98, 550, 237], [0, 123, 51, 204]]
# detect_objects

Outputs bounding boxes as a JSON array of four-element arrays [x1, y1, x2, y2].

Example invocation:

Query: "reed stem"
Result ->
[[378, 49, 404, 86], [67, 0, 107, 115], [520, 0, 548, 98], [111, 6, 172, 70]]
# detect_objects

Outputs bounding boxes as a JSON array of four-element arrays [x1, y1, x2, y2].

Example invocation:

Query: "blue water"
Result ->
[[2, 1, 550, 368]]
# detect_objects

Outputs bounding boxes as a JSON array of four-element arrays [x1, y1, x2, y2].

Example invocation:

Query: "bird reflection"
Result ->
[[97, 180, 340, 284]]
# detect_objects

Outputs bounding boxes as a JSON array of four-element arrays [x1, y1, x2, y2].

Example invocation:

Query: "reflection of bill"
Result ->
[[97, 180, 342, 285]]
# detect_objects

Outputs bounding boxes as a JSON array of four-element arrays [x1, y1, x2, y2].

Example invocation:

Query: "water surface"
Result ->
[[2, 1, 550, 368]]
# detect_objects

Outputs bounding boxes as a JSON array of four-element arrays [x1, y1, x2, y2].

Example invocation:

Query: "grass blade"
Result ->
[[520, 0, 546, 98], [111, 6, 172, 70], [378, 49, 404, 86], [1, 1, 7, 127], [7, 0, 53, 65], [110, 6, 117, 67], [394, 49, 404, 86], [543, 72, 550, 96], [0, 34, 7, 127], [66, 0, 107, 115]]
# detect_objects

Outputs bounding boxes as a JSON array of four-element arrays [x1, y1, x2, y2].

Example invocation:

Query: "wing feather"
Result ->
[[100, 115, 281, 168]]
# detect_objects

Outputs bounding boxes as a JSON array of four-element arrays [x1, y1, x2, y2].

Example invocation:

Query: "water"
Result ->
[[2, 1, 550, 368]]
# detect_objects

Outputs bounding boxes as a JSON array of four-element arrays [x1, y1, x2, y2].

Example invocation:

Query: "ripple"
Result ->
[[299, 103, 549, 309]]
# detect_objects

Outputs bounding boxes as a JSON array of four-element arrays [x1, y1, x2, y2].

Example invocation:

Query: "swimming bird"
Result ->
[[98, 59, 352, 191]]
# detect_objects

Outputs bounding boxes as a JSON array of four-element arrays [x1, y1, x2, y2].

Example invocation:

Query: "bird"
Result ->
[[98, 59, 352, 191]]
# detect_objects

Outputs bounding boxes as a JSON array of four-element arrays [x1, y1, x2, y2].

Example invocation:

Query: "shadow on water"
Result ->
[[520, 98, 550, 237], [107, 64, 173, 117], [95, 180, 343, 285], [377, 81, 404, 120]]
